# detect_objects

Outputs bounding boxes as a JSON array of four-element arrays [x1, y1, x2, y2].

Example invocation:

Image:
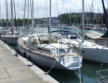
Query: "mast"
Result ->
[[6, 0, 9, 29], [11, 0, 14, 35], [0, 1, 1, 27], [31, 0, 34, 34], [48, 0, 52, 43], [13, 0, 17, 33], [28, 0, 30, 24], [82, 0, 85, 41], [23, 0, 26, 28]]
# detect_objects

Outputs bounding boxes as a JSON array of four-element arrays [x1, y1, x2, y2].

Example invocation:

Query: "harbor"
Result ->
[[10, 29, 108, 83], [0, 0, 108, 83], [0, 42, 107, 83]]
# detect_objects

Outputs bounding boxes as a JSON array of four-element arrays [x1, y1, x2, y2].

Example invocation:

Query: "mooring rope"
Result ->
[[45, 59, 57, 74]]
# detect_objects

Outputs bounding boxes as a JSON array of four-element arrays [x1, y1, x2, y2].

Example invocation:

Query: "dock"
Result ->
[[0, 40, 58, 83]]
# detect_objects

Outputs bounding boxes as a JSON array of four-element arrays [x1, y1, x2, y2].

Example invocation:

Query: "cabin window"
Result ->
[[82, 50, 85, 53], [58, 48, 70, 54], [51, 48, 71, 55], [59, 49, 65, 53]]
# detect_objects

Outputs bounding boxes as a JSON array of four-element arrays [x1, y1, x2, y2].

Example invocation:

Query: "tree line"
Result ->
[[0, 12, 105, 27], [0, 19, 32, 27], [58, 12, 104, 25]]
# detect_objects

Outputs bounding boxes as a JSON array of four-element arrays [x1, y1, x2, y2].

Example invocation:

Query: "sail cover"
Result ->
[[85, 30, 104, 39]]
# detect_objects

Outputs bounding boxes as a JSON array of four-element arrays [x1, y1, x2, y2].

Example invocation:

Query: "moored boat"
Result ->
[[59, 38, 108, 63], [17, 34, 82, 70]]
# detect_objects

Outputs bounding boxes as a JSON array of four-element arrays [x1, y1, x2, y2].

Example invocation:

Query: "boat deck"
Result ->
[[0, 40, 58, 83], [18, 37, 78, 58]]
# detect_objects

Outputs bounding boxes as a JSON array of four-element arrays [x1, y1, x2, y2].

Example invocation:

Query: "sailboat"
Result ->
[[85, 0, 108, 47], [59, 0, 108, 64], [17, 0, 82, 70]]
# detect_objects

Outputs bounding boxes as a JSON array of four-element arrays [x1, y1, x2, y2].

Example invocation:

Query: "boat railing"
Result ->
[[69, 56, 82, 64], [95, 39, 108, 48], [56, 54, 82, 66]]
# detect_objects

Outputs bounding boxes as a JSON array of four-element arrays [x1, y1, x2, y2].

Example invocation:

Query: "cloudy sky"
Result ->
[[0, 0, 108, 19]]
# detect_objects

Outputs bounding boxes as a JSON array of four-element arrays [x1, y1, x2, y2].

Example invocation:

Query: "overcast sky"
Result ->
[[0, 0, 108, 19]]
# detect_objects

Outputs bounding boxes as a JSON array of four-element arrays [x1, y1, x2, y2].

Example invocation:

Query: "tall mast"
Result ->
[[82, 0, 85, 40], [0, 1, 1, 26], [31, 0, 34, 34], [23, 0, 26, 28], [11, 0, 14, 35], [28, 0, 30, 19], [6, 0, 9, 29], [6, 0, 9, 20], [13, 0, 17, 32], [48, 0, 52, 43]]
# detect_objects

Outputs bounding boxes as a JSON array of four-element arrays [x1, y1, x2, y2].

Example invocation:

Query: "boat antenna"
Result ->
[[48, 0, 52, 43]]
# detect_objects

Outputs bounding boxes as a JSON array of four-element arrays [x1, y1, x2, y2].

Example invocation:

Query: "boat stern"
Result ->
[[57, 55, 83, 70]]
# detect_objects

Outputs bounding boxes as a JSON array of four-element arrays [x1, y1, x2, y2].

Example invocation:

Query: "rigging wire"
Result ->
[[55, 0, 60, 30], [45, 0, 57, 74], [45, 59, 57, 74]]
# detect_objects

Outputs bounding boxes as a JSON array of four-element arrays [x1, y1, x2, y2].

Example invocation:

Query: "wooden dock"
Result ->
[[0, 40, 58, 83]]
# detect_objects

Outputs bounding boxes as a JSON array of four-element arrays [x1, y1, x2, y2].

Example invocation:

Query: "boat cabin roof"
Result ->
[[37, 43, 69, 50], [85, 30, 104, 39], [61, 39, 108, 49]]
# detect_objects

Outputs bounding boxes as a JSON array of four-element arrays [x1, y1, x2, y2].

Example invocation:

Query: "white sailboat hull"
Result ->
[[81, 48, 108, 63], [18, 45, 65, 70], [61, 39, 108, 63]]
